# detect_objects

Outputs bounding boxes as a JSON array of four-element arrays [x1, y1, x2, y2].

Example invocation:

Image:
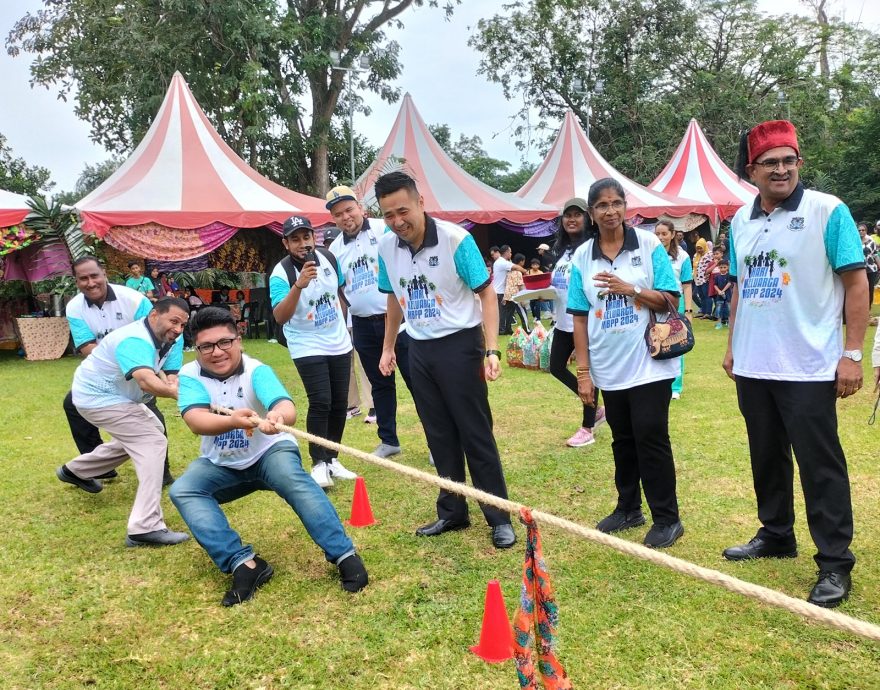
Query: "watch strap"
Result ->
[[486, 349, 502, 358]]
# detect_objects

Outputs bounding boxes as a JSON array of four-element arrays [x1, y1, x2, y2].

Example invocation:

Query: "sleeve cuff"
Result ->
[[163, 369, 180, 375], [835, 262, 867, 274], [124, 365, 152, 381], [75, 340, 97, 353], [566, 308, 590, 316], [180, 403, 211, 415], [267, 396, 293, 411], [378, 287, 394, 295], [472, 278, 492, 294]]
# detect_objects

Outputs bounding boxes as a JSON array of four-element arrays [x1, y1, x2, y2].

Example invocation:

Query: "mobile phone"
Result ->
[[303, 250, 318, 265]]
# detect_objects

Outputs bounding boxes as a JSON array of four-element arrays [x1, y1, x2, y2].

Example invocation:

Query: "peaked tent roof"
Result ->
[[76, 72, 330, 236], [354, 94, 557, 225], [650, 119, 757, 222], [516, 110, 716, 221], [0, 189, 31, 228]]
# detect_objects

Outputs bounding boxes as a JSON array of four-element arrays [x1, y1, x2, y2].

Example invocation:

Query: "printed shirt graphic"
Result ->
[[669, 249, 693, 315], [66, 284, 152, 351], [125, 276, 155, 295], [566, 227, 680, 391], [178, 354, 296, 470], [729, 185, 864, 381], [71, 318, 183, 408], [269, 253, 352, 360], [377, 216, 489, 340], [551, 247, 576, 332], [328, 218, 389, 317]]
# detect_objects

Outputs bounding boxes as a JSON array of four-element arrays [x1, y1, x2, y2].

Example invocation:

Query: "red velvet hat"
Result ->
[[747, 120, 799, 163]]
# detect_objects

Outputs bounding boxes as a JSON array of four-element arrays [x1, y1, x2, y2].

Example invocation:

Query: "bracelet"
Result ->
[[485, 349, 501, 359]]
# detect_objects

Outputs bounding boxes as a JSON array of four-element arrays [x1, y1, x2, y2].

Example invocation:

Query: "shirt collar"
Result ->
[[591, 225, 639, 261], [84, 284, 117, 308], [749, 182, 805, 219], [142, 316, 172, 357], [396, 214, 439, 255], [198, 357, 245, 381], [343, 218, 371, 244]]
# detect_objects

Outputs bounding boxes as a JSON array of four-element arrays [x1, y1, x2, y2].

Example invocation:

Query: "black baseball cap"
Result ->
[[322, 227, 342, 245], [282, 215, 313, 237]]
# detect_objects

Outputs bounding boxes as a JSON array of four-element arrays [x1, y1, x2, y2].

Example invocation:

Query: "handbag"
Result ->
[[644, 293, 695, 360]]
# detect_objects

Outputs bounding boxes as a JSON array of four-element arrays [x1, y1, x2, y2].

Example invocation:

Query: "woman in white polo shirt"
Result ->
[[567, 178, 685, 549]]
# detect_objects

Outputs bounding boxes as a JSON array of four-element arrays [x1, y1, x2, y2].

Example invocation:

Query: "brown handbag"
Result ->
[[644, 293, 695, 360]]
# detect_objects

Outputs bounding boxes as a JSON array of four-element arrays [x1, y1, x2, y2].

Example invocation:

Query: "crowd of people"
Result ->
[[54, 119, 876, 612]]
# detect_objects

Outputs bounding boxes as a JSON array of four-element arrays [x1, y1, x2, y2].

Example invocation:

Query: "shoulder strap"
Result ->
[[316, 246, 339, 274], [280, 255, 298, 286]]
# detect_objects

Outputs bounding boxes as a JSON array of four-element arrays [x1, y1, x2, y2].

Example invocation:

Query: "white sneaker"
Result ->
[[327, 458, 357, 480], [671, 392, 681, 400], [310, 462, 334, 488], [372, 443, 402, 459], [593, 405, 607, 429], [428, 452, 435, 467]]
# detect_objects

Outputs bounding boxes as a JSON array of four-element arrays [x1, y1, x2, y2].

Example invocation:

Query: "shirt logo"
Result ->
[[237, 387, 244, 398], [324, 267, 332, 277], [631, 256, 642, 267], [369, 237, 378, 246], [116, 312, 124, 320], [428, 256, 439, 267], [788, 217, 805, 231]]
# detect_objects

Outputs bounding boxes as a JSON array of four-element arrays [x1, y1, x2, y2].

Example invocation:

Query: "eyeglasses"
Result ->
[[195, 337, 238, 355], [754, 156, 801, 172], [592, 200, 626, 213]]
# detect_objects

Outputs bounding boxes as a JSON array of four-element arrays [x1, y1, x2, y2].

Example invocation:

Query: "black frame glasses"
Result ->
[[194, 337, 238, 355], [592, 200, 626, 213]]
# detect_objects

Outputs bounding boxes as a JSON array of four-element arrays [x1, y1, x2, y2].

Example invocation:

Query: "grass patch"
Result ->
[[2, 317, 880, 688]]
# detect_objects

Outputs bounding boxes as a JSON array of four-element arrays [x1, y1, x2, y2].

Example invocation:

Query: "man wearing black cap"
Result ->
[[325, 185, 414, 460], [269, 215, 357, 489]]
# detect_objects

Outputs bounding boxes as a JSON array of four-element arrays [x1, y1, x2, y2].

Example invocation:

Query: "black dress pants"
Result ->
[[602, 379, 679, 526], [408, 325, 510, 527], [735, 377, 855, 573], [293, 352, 352, 465]]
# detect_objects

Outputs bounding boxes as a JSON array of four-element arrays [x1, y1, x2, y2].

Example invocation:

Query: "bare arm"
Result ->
[[477, 287, 501, 381], [683, 283, 693, 314], [837, 269, 869, 398], [182, 406, 259, 436], [592, 271, 678, 312], [131, 368, 179, 399], [272, 262, 317, 324], [78, 342, 97, 357], [379, 294, 403, 376], [572, 314, 594, 405], [722, 282, 739, 380]]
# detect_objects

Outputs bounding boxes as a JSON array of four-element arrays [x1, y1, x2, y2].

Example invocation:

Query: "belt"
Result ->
[[353, 313, 386, 321]]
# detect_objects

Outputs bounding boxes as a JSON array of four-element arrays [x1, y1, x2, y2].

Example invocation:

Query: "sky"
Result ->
[[1, 0, 879, 194]]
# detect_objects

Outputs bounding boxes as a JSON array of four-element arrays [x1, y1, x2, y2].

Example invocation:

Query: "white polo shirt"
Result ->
[[551, 246, 577, 333], [567, 227, 680, 391], [377, 215, 490, 341], [178, 354, 297, 470], [729, 184, 864, 381], [269, 251, 352, 360], [329, 217, 388, 317], [71, 318, 184, 408], [492, 257, 513, 294], [669, 248, 693, 315], [66, 284, 152, 352]]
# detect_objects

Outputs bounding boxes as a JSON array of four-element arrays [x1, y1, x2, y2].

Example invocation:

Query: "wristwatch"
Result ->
[[486, 349, 502, 359], [633, 285, 643, 296], [842, 349, 863, 362]]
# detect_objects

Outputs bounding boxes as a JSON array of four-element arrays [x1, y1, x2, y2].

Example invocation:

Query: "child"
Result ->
[[703, 248, 724, 320], [713, 261, 732, 329], [527, 257, 544, 321]]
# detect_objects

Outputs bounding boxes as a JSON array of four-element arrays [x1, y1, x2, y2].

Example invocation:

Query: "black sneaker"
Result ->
[[596, 509, 645, 534], [56, 465, 103, 494], [95, 469, 119, 480], [644, 521, 684, 549], [222, 556, 274, 607], [337, 553, 369, 593]]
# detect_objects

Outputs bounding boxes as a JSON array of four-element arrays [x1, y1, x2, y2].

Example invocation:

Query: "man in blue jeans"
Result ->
[[169, 307, 367, 606]]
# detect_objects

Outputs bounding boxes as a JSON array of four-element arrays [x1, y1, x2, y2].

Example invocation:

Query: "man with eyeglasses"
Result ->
[[723, 119, 868, 608], [169, 307, 367, 606]]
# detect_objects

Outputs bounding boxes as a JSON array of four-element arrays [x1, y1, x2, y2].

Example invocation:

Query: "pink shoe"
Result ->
[[593, 406, 606, 429], [566, 427, 595, 448]]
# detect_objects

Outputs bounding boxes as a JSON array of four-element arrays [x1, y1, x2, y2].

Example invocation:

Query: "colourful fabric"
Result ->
[[512, 507, 571, 690], [104, 222, 239, 261], [2, 240, 71, 282], [0, 225, 38, 257]]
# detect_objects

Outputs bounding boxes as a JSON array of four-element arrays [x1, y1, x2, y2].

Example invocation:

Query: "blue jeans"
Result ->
[[714, 296, 730, 323], [169, 441, 354, 573]]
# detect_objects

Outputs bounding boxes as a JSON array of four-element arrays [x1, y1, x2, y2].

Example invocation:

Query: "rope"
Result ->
[[213, 405, 880, 643]]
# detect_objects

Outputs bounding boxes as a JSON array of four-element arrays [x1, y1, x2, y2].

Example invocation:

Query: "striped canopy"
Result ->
[[0, 189, 30, 228], [650, 119, 757, 222], [516, 110, 716, 220], [355, 94, 557, 225], [75, 72, 330, 236]]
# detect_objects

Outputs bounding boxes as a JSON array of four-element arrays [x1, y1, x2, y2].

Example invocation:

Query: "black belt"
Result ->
[[353, 313, 386, 321]]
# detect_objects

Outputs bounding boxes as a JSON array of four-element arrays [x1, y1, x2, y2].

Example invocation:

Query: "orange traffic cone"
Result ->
[[347, 476, 377, 527], [470, 580, 513, 663]]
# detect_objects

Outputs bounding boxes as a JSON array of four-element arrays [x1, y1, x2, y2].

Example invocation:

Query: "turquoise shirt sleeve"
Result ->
[[178, 374, 211, 414], [134, 298, 152, 320], [566, 264, 591, 314], [115, 337, 156, 379], [824, 203, 865, 272], [728, 226, 738, 279], [680, 254, 693, 283], [269, 275, 290, 308], [453, 234, 490, 291], [162, 336, 184, 372], [651, 245, 680, 294], [68, 316, 96, 350], [337, 260, 345, 288], [253, 364, 293, 410], [377, 255, 393, 294]]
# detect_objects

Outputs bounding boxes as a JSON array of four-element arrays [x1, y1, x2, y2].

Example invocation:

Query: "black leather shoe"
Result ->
[[415, 518, 471, 537], [491, 524, 516, 549], [222, 556, 274, 607], [808, 570, 851, 608], [95, 469, 118, 480], [56, 465, 103, 494], [644, 521, 684, 549], [596, 509, 646, 534], [722, 536, 797, 561], [337, 553, 369, 593], [125, 528, 190, 547]]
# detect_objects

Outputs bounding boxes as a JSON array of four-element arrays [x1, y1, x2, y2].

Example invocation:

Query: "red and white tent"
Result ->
[[355, 94, 557, 225], [650, 119, 757, 223], [516, 110, 715, 220], [0, 189, 30, 228], [75, 72, 330, 237]]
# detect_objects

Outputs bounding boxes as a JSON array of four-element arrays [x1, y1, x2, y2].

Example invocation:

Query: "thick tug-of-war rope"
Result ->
[[211, 404, 880, 643]]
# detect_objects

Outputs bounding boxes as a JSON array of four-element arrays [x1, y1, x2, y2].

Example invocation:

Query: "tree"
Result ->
[[7, 0, 458, 196], [428, 123, 515, 188], [0, 133, 52, 195], [54, 157, 124, 205]]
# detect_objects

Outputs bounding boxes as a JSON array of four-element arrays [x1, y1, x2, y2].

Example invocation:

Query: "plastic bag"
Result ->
[[506, 327, 526, 368], [539, 327, 553, 372]]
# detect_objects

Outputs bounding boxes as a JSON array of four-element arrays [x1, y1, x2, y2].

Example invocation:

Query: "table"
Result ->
[[14, 317, 71, 361]]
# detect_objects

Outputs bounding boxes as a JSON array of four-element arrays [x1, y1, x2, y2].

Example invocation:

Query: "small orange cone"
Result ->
[[347, 476, 377, 527], [470, 580, 513, 663]]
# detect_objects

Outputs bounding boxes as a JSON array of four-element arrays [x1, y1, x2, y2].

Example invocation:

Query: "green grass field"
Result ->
[[1, 317, 879, 689]]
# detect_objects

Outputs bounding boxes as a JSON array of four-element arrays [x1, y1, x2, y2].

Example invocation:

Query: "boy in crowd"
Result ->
[[713, 261, 732, 328]]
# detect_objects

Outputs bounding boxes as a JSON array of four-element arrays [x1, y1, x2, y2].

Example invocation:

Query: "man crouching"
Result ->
[[169, 307, 367, 606]]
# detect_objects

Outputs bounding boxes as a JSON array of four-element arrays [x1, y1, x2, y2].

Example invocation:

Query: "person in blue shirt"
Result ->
[[169, 307, 367, 606], [125, 261, 155, 300]]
